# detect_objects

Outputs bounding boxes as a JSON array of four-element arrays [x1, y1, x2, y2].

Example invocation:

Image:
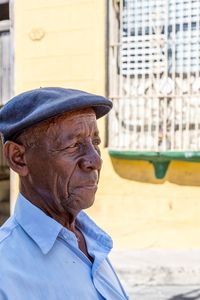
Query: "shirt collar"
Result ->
[[14, 193, 113, 259], [14, 193, 63, 254], [76, 211, 113, 251], [76, 211, 113, 273]]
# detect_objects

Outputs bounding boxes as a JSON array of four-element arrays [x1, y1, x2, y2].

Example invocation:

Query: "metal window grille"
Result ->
[[0, 3, 11, 106], [0, 30, 11, 106], [108, 0, 200, 151]]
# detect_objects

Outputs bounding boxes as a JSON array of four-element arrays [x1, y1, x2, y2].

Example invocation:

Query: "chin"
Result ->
[[61, 191, 96, 213], [78, 191, 96, 210], [83, 197, 96, 210]]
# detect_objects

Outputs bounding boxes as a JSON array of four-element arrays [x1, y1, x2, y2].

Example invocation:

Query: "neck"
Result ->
[[20, 184, 78, 232]]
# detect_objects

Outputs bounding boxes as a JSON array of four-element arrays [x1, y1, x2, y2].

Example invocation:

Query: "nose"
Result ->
[[78, 144, 102, 171]]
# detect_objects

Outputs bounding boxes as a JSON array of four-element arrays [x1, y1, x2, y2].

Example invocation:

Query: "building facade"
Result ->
[[1, 0, 200, 249]]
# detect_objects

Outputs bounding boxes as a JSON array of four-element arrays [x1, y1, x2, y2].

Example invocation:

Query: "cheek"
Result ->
[[26, 158, 45, 182], [52, 158, 78, 188]]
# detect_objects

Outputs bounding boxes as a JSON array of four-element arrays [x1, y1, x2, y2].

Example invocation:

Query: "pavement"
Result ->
[[126, 285, 200, 300], [109, 249, 200, 299]]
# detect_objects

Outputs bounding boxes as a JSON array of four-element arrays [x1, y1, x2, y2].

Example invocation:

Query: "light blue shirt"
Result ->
[[0, 194, 128, 300]]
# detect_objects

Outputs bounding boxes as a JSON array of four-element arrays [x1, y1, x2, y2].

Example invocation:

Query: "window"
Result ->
[[108, 0, 200, 152], [0, 0, 12, 106], [0, 1, 9, 21]]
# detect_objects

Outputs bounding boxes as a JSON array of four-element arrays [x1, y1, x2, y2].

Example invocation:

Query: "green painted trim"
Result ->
[[151, 161, 170, 179], [108, 150, 200, 179]]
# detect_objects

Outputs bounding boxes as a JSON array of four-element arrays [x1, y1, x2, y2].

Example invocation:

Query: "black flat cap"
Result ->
[[0, 87, 113, 142]]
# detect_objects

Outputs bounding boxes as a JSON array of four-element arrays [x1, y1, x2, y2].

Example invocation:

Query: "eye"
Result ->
[[58, 142, 80, 152], [93, 138, 101, 146], [67, 142, 79, 149]]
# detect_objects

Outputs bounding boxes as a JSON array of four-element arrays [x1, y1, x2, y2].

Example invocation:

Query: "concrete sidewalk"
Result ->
[[128, 285, 200, 300], [110, 249, 200, 299]]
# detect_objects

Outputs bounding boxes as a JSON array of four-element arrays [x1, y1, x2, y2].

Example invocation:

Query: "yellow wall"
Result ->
[[14, 0, 105, 94], [14, 0, 200, 249]]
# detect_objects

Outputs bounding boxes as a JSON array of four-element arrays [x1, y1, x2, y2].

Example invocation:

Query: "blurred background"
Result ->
[[1, 0, 200, 299]]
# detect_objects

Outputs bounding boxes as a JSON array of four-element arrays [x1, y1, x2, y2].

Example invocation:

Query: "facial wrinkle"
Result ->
[[32, 172, 72, 227], [62, 191, 83, 216], [61, 158, 80, 213], [51, 114, 98, 155], [51, 173, 65, 210], [65, 114, 97, 142], [45, 167, 70, 219], [79, 115, 97, 139]]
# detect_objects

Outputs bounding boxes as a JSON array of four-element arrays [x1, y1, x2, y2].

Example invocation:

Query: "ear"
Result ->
[[3, 141, 28, 176]]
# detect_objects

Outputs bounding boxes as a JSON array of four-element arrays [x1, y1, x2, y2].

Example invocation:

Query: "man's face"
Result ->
[[22, 108, 102, 218]]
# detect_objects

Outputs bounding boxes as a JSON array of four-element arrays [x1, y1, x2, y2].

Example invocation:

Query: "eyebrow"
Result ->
[[55, 127, 100, 145], [67, 130, 100, 140]]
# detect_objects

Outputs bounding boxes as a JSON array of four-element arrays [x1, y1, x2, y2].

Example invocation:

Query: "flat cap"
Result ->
[[0, 87, 113, 142]]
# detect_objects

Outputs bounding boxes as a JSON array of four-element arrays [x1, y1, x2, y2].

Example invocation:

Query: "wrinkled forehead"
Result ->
[[16, 108, 97, 145], [53, 108, 99, 142], [59, 108, 96, 121], [50, 108, 98, 134], [41, 107, 97, 130]]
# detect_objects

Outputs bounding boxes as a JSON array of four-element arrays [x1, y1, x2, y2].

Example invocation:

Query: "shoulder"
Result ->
[[0, 216, 19, 245], [0, 217, 20, 276], [0, 215, 36, 278], [0, 216, 27, 261]]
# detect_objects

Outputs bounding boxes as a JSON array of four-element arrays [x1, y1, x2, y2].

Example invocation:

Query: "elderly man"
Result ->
[[0, 88, 128, 300]]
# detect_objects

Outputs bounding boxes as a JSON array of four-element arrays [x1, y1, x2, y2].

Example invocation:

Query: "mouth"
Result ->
[[70, 183, 98, 193], [84, 184, 97, 190], [77, 184, 97, 190]]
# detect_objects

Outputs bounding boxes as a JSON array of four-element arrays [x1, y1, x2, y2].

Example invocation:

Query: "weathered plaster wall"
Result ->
[[14, 0, 200, 249]]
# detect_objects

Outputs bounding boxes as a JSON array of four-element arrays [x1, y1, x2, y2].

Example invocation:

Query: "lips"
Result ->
[[76, 174, 98, 188], [68, 171, 99, 192], [83, 184, 97, 189], [69, 182, 98, 193], [76, 183, 98, 189]]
